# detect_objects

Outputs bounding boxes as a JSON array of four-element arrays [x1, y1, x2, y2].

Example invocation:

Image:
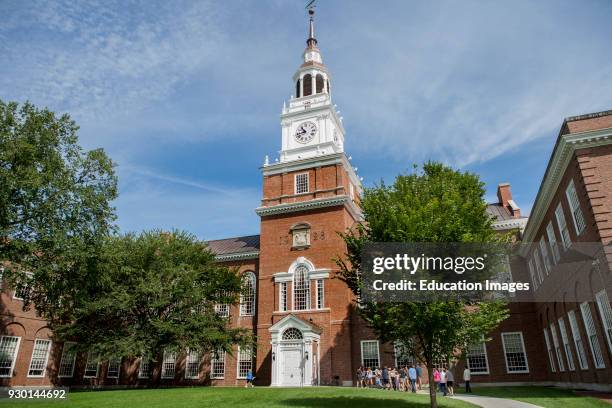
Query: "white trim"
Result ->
[[236, 346, 253, 379], [0, 336, 21, 378], [106, 357, 121, 379], [565, 179, 586, 235], [295, 172, 309, 194], [360, 340, 380, 368], [522, 126, 612, 245], [185, 349, 201, 380], [137, 355, 151, 379], [580, 302, 606, 369], [240, 271, 257, 317], [27, 338, 52, 378], [558, 317, 576, 371], [58, 342, 77, 378], [501, 332, 530, 374], [210, 349, 225, 379], [543, 328, 556, 372], [568, 309, 589, 370], [492, 217, 528, 231], [466, 338, 490, 375], [215, 251, 259, 262], [83, 351, 100, 378], [595, 289, 612, 355], [316, 279, 324, 309], [161, 351, 176, 379]]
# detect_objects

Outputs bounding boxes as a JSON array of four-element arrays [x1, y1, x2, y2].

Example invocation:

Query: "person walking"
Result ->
[[416, 363, 423, 390], [433, 368, 441, 392], [367, 367, 373, 387], [439, 368, 447, 396], [446, 369, 455, 396], [408, 364, 417, 393], [245, 370, 255, 388], [356, 367, 363, 388], [381, 366, 390, 390], [399, 366, 407, 391], [463, 366, 472, 393]]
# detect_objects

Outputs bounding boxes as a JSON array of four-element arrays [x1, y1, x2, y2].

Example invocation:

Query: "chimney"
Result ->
[[497, 183, 521, 218]]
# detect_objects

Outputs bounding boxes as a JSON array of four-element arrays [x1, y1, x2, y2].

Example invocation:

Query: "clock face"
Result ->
[[295, 121, 317, 144]]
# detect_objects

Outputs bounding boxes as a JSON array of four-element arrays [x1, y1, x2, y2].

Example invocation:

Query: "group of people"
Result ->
[[356, 365, 423, 392], [357, 365, 473, 397]]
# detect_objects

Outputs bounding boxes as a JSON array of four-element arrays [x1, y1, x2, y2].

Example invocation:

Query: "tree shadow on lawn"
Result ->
[[280, 396, 436, 408]]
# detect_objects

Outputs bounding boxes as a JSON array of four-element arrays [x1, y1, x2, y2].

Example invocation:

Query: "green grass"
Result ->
[[467, 386, 610, 408], [8, 387, 475, 408]]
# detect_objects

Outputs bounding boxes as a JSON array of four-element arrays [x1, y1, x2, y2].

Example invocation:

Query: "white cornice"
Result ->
[[492, 217, 529, 231], [522, 127, 612, 244], [255, 194, 363, 221], [215, 251, 260, 262]]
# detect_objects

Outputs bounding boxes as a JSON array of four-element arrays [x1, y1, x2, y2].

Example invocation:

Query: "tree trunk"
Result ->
[[427, 361, 437, 408], [152, 351, 164, 387]]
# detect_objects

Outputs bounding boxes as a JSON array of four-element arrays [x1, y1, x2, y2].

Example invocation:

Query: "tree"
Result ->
[[56, 230, 253, 383], [337, 162, 509, 408], [0, 99, 117, 322]]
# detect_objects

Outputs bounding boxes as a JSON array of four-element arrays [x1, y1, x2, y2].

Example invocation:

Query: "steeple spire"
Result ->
[[306, 1, 317, 48]]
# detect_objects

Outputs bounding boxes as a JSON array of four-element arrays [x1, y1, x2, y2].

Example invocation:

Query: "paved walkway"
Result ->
[[414, 390, 543, 408]]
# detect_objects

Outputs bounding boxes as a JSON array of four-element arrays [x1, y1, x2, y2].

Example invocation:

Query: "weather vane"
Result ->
[[306, 0, 316, 16]]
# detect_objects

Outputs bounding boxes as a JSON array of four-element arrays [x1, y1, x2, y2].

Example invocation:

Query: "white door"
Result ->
[[281, 348, 302, 386]]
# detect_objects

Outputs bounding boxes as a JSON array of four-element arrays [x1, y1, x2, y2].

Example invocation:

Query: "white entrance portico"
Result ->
[[269, 314, 321, 386]]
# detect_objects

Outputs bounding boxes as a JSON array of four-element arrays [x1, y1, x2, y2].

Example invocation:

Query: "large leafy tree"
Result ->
[[56, 230, 252, 383], [337, 162, 509, 408], [0, 99, 117, 322]]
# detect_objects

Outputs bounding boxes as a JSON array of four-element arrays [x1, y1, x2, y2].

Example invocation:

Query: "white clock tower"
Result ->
[[279, 9, 345, 163]]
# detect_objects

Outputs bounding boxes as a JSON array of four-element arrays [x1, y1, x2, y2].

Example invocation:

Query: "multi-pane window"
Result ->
[[28, 339, 52, 377], [58, 342, 77, 378], [83, 351, 100, 378], [295, 173, 309, 194], [161, 351, 176, 379], [543, 328, 556, 372], [580, 302, 605, 368], [279, 282, 288, 311], [558, 318, 575, 371], [107, 357, 121, 379], [316, 279, 324, 309], [138, 355, 152, 379], [550, 324, 565, 372], [568, 310, 589, 370], [0, 336, 21, 377], [293, 265, 310, 310], [539, 237, 551, 275], [555, 203, 571, 250], [501, 332, 529, 373], [394, 342, 413, 369], [546, 222, 561, 264], [215, 290, 230, 318], [240, 272, 256, 316], [595, 290, 612, 355], [466, 339, 489, 374], [211, 349, 225, 379], [533, 249, 544, 285], [527, 259, 538, 291], [185, 350, 200, 379], [237, 346, 253, 379], [13, 272, 32, 300], [360, 340, 380, 369], [566, 179, 586, 235]]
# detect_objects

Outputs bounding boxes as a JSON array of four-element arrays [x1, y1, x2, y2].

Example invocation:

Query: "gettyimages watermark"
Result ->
[[360, 242, 611, 303]]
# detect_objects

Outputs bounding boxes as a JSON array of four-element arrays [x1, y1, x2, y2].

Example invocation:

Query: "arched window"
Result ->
[[303, 74, 312, 97], [282, 328, 303, 340], [316, 74, 324, 94], [293, 265, 310, 310], [240, 272, 256, 316], [326, 79, 330, 94], [296, 79, 301, 98]]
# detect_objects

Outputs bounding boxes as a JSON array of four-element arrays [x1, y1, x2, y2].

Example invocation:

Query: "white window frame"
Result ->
[[595, 289, 612, 355], [138, 355, 152, 379], [533, 249, 544, 285], [279, 282, 288, 312], [543, 328, 556, 373], [394, 342, 413, 369], [161, 351, 176, 379], [558, 317, 575, 371], [83, 351, 100, 378], [12, 272, 33, 300], [466, 338, 490, 375], [293, 264, 310, 311], [555, 203, 571, 251], [295, 172, 309, 194], [539, 237, 551, 275], [0, 336, 21, 378], [527, 259, 538, 291], [565, 179, 586, 235], [360, 340, 380, 369], [501, 332, 529, 374], [568, 309, 589, 370], [240, 272, 256, 317], [185, 349, 200, 379], [316, 279, 324, 309], [546, 222, 560, 264], [107, 357, 121, 379], [580, 302, 605, 369], [27, 338, 52, 378], [550, 323, 565, 372], [210, 349, 225, 379], [58, 342, 77, 378], [236, 346, 253, 379]]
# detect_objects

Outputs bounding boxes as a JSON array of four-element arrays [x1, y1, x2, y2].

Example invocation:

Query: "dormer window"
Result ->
[[291, 222, 311, 249], [295, 173, 309, 194]]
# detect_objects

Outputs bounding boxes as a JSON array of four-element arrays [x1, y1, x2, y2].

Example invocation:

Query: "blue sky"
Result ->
[[2, 0, 612, 240]]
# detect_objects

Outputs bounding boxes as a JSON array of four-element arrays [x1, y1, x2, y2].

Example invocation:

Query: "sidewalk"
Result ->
[[415, 390, 543, 408]]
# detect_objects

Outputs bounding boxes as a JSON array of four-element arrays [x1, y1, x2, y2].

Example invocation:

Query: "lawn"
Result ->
[[7, 387, 475, 408], [468, 386, 610, 408]]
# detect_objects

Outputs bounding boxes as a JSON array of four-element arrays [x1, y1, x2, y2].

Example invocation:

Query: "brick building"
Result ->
[[1, 11, 612, 392]]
